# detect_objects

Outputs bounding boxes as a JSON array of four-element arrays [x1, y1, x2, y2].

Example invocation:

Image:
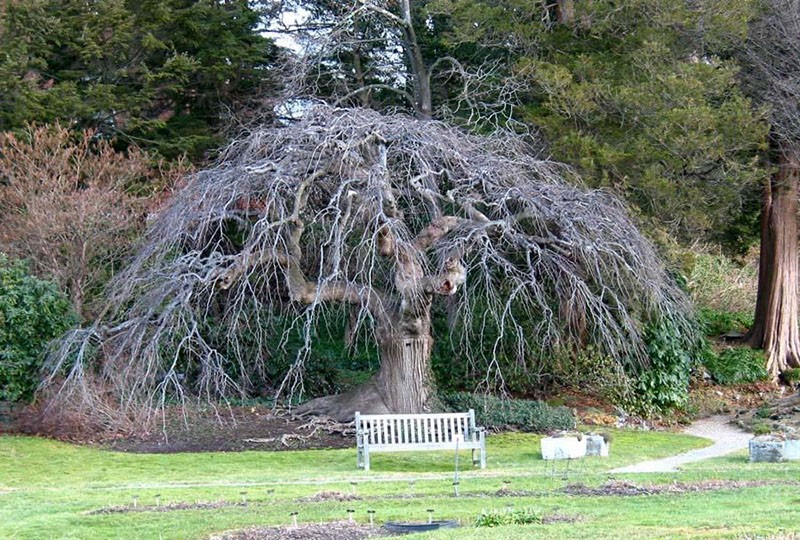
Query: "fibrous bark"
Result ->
[[741, 0, 800, 379], [748, 145, 800, 378]]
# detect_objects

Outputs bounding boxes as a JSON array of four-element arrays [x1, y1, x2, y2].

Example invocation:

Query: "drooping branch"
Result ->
[[43, 105, 694, 428]]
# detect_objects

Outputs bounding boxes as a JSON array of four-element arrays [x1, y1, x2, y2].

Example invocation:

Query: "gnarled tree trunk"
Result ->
[[374, 333, 434, 413], [295, 316, 434, 422], [748, 143, 800, 379]]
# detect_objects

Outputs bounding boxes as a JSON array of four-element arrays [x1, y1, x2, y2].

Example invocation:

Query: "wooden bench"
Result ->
[[355, 410, 486, 471]]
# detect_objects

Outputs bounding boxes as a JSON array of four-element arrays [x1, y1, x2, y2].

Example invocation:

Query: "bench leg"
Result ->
[[364, 447, 370, 471], [479, 431, 486, 469]]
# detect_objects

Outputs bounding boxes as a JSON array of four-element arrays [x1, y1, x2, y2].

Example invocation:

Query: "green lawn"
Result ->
[[1, 430, 799, 539]]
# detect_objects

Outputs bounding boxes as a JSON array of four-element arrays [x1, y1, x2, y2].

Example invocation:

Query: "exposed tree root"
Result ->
[[294, 379, 391, 422]]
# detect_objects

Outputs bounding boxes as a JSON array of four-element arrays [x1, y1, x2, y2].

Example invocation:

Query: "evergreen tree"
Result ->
[[737, 0, 800, 378], [427, 0, 769, 248], [0, 0, 278, 159]]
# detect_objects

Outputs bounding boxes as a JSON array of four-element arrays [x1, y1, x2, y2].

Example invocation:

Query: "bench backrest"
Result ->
[[355, 410, 476, 446]]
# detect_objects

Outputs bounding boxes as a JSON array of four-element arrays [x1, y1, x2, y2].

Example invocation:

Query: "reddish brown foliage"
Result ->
[[0, 124, 190, 319]]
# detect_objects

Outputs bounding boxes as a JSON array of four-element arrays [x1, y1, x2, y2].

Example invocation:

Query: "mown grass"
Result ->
[[1, 430, 799, 539]]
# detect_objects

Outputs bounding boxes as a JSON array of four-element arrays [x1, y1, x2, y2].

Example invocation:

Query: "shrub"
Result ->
[[703, 347, 768, 385], [686, 252, 757, 314], [697, 308, 753, 337], [628, 319, 696, 414], [0, 124, 189, 319], [440, 392, 575, 432], [475, 508, 541, 527], [546, 346, 634, 404], [0, 255, 76, 402]]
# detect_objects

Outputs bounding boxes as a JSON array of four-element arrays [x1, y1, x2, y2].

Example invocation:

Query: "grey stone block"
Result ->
[[782, 439, 800, 460], [749, 436, 784, 463]]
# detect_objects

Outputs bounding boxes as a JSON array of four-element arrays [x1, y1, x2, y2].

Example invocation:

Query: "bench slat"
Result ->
[[357, 412, 472, 421], [370, 442, 482, 452], [355, 409, 486, 471]]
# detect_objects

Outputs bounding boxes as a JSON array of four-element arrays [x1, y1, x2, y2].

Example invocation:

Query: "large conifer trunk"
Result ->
[[748, 144, 800, 379]]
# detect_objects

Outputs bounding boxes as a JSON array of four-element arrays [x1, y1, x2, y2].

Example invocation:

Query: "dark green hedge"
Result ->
[[440, 392, 575, 432]]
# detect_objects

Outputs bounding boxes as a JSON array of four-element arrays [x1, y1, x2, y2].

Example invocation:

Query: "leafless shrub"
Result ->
[[0, 124, 190, 319]]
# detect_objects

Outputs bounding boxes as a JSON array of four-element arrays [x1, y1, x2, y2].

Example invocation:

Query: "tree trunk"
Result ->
[[374, 334, 433, 413], [556, 0, 575, 25], [294, 322, 435, 421], [399, 0, 433, 119], [748, 143, 800, 379]]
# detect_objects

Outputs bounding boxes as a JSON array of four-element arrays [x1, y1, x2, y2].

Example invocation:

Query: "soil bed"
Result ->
[[108, 408, 354, 453], [210, 521, 389, 540], [559, 479, 791, 497], [13, 404, 354, 453]]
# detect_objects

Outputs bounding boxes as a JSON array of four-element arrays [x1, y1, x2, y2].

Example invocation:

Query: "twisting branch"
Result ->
[[43, 105, 694, 428]]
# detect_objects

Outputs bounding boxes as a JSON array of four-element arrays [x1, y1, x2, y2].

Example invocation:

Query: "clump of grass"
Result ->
[[686, 252, 757, 315], [475, 507, 541, 527], [703, 347, 768, 385], [752, 421, 772, 436]]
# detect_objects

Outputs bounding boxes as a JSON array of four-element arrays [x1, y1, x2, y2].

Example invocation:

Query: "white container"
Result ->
[[585, 434, 610, 457], [540, 436, 587, 460], [782, 439, 800, 460]]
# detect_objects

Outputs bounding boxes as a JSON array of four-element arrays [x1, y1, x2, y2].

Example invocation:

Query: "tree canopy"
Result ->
[[44, 105, 694, 424], [422, 0, 769, 247]]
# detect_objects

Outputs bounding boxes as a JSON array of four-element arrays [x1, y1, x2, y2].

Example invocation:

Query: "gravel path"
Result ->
[[610, 415, 751, 474]]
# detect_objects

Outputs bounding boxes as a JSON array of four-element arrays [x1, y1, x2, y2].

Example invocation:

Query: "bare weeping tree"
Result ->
[[740, 0, 800, 378], [44, 106, 692, 425]]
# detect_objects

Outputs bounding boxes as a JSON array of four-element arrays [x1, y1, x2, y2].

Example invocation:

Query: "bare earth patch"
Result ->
[[87, 501, 253, 516], [11, 403, 355, 452], [297, 491, 362, 503], [210, 521, 388, 540], [559, 479, 792, 497], [106, 408, 354, 453]]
